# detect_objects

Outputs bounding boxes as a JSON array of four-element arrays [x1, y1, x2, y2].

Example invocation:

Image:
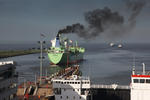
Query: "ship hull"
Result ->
[[48, 52, 84, 65]]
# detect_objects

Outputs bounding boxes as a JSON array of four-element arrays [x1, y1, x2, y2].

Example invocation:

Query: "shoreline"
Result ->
[[0, 49, 46, 59]]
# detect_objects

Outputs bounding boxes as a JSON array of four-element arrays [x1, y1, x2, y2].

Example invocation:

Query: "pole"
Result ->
[[67, 52, 69, 67], [67, 41, 69, 67], [24, 78, 26, 95], [46, 68, 47, 77], [35, 74, 36, 85], [24, 78, 25, 89], [40, 40, 43, 84]]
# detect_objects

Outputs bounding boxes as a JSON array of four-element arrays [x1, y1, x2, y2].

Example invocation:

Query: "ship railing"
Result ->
[[134, 71, 150, 75], [91, 84, 130, 90], [80, 76, 90, 80]]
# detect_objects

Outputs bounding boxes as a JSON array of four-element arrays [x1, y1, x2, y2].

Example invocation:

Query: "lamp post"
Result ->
[[38, 39, 46, 84]]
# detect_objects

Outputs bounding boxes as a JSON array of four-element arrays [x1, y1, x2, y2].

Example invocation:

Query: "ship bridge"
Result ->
[[131, 63, 150, 100]]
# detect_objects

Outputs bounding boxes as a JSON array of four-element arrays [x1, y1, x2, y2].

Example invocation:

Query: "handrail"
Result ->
[[91, 84, 130, 90]]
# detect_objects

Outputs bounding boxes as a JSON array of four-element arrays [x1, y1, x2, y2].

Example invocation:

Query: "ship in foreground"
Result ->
[[47, 33, 85, 65]]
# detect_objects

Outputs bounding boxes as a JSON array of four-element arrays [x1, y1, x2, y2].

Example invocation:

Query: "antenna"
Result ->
[[142, 63, 145, 75], [46, 68, 48, 77], [35, 74, 36, 85], [132, 56, 135, 75]]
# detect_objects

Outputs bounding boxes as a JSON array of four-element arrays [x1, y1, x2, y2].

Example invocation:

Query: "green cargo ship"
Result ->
[[47, 33, 85, 65]]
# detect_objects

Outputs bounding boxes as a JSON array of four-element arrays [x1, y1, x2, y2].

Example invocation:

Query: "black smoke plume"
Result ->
[[58, 23, 84, 35], [58, 0, 146, 39], [58, 7, 124, 39], [126, 0, 146, 27]]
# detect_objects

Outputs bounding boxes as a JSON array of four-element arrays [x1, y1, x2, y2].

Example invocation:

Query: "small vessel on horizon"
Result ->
[[109, 42, 115, 47], [118, 44, 122, 48]]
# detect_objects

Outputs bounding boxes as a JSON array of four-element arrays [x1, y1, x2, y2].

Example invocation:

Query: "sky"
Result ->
[[0, 0, 150, 43]]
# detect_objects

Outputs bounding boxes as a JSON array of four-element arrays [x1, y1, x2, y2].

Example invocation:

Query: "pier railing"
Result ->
[[91, 84, 130, 90]]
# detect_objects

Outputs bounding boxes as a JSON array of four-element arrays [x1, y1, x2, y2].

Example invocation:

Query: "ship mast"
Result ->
[[132, 56, 135, 75]]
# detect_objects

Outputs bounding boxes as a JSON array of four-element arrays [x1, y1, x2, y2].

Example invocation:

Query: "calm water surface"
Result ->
[[1, 43, 150, 85]]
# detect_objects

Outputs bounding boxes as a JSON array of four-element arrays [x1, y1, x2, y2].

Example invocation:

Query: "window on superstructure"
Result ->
[[81, 89, 85, 95], [66, 96, 69, 99], [79, 96, 81, 99], [133, 79, 139, 83], [146, 79, 150, 83], [140, 79, 145, 83]]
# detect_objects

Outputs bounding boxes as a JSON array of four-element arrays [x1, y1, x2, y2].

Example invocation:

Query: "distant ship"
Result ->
[[118, 44, 122, 48], [110, 42, 115, 47], [47, 33, 85, 65]]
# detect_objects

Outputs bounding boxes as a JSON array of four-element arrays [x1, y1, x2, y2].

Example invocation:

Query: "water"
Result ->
[[1, 43, 150, 85]]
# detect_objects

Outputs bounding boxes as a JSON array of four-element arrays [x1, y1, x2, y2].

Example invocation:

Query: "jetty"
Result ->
[[17, 65, 80, 100]]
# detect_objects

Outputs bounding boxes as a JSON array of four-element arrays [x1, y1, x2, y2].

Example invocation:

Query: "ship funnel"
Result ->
[[142, 63, 145, 75], [55, 33, 60, 47], [56, 33, 60, 39], [51, 33, 61, 47]]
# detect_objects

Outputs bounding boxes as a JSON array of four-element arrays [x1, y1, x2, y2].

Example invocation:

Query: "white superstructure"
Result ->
[[52, 75, 91, 100], [0, 61, 15, 66], [0, 61, 18, 100], [118, 44, 122, 48], [131, 63, 150, 100], [110, 43, 115, 47]]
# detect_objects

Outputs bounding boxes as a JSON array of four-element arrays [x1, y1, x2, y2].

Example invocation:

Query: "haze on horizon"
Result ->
[[0, 0, 150, 43]]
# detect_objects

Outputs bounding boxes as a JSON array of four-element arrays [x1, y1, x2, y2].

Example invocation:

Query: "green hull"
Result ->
[[48, 52, 84, 65], [47, 33, 85, 65]]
